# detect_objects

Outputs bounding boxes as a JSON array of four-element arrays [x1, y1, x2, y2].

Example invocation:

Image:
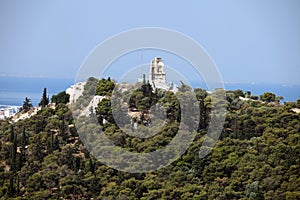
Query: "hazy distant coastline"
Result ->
[[0, 77, 299, 106], [0, 77, 74, 106]]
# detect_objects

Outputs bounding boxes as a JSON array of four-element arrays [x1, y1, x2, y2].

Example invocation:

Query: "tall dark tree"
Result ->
[[89, 157, 95, 174], [9, 125, 14, 143], [16, 176, 20, 195], [39, 88, 49, 107], [21, 126, 27, 150], [19, 127, 27, 169], [11, 131, 17, 171], [22, 97, 33, 112], [7, 176, 15, 197], [194, 88, 207, 129]]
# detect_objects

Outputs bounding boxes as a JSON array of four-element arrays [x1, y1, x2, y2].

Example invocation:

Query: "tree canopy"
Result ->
[[260, 92, 276, 103], [0, 79, 299, 199], [21, 97, 33, 112], [51, 91, 70, 104]]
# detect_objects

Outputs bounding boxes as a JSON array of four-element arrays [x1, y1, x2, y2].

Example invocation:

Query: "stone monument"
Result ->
[[149, 57, 166, 85]]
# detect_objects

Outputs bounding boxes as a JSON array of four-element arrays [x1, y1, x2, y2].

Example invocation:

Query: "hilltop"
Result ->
[[0, 77, 299, 199]]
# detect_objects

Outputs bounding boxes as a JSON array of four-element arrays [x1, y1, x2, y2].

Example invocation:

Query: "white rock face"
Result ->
[[12, 107, 41, 123], [66, 82, 107, 117], [79, 95, 106, 117], [66, 82, 86, 103], [291, 108, 300, 113]]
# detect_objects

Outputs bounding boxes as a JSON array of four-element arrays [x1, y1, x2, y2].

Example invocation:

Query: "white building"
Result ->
[[0, 106, 21, 120]]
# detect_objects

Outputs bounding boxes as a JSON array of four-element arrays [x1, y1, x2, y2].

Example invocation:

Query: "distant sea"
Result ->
[[0, 77, 74, 106], [0, 77, 299, 106], [191, 81, 300, 103]]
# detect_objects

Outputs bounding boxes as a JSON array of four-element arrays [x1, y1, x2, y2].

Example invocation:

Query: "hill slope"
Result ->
[[0, 78, 299, 199]]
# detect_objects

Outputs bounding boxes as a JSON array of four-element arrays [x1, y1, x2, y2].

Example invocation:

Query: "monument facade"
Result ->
[[149, 57, 166, 85]]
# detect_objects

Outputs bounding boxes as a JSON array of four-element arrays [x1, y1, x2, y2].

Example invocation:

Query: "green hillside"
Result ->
[[0, 78, 299, 200]]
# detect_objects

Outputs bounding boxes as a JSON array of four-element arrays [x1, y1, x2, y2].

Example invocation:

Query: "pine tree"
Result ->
[[39, 88, 49, 107], [22, 97, 33, 112]]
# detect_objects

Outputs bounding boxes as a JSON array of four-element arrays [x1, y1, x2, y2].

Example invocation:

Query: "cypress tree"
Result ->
[[7, 176, 15, 197], [89, 157, 95, 174], [9, 125, 14, 143], [198, 99, 206, 129], [16, 176, 20, 195], [11, 131, 17, 171], [39, 87, 49, 108], [19, 127, 27, 170], [21, 126, 26, 151]]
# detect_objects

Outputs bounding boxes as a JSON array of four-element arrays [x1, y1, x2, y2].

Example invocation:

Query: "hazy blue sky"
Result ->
[[1, 0, 300, 84]]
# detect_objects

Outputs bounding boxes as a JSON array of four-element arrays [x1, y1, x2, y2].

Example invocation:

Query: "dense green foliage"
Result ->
[[260, 92, 276, 103], [51, 91, 70, 104], [96, 77, 115, 96], [0, 78, 299, 199]]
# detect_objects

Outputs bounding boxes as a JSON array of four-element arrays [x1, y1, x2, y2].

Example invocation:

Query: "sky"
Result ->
[[0, 0, 300, 85]]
